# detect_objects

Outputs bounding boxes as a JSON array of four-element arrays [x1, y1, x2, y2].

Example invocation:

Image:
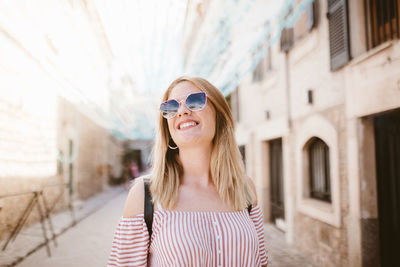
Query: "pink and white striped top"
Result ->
[[108, 204, 268, 267]]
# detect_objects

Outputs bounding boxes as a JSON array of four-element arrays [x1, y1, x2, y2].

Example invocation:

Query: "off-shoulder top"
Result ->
[[108, 204, 268, 267]]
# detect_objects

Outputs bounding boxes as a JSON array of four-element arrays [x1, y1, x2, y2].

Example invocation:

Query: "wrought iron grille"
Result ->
[[367, 0, 400, 48]]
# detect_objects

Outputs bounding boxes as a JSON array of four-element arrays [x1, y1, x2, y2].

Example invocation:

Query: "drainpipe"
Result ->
[[284, 51, 292, 130], [283, 49, 294, 244]]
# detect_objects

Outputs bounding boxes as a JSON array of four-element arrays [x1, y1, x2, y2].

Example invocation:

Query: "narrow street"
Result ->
[[16, 191, 127, 267], [14, 188, 315, 267]]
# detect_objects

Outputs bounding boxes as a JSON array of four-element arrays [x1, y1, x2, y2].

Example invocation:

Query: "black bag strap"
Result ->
[[247, 204, 252, 214], [143, 178, 154, 238]]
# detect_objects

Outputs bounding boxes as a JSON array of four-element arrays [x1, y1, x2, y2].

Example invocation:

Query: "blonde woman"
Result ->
[[108, 77, 268, 267]]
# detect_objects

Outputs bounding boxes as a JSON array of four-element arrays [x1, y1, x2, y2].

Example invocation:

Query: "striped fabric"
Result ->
[[108, 205, 268, 267]]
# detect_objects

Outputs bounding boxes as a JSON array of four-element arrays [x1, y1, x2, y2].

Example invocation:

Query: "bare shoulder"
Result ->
[[122, 176, 147, 217], [246, 176, 258, 205]]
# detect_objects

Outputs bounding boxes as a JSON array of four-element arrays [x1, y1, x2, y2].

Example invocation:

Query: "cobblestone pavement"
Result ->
[[264, 225, 316, 267], [9, 187, 316, 267]]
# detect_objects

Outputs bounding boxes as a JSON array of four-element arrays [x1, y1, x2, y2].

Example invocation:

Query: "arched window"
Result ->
[[308, 137, 331, 202]]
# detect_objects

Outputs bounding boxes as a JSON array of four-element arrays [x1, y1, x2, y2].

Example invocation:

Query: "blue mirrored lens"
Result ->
[[160, 99, 179, 118], [186, 92, 206, 110]]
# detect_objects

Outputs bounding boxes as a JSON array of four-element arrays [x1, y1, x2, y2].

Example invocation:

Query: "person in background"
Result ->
[[130, 161, 139, 180]]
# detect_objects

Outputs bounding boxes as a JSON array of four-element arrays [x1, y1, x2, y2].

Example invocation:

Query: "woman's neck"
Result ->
[[178, 144, 213, 188]]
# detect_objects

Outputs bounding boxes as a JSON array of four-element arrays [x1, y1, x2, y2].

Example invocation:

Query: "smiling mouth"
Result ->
[[178, 121, 199, 130]]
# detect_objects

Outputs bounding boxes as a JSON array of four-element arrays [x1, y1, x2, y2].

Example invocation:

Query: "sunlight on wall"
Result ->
[[0, 27, 57, 178]]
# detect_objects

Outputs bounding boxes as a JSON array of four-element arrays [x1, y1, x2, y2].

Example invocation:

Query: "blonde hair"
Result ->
[[150, 76, 255, 210]]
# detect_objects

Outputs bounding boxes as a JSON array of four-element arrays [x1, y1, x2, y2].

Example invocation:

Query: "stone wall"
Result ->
[[0, 97, 124, 241], [290, 106, 349, 267], [231, 0, 400, 266]]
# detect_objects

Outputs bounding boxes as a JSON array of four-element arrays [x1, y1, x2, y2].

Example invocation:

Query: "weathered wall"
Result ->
[[234, 0, 400, 266], [0, 97, 124, 241]]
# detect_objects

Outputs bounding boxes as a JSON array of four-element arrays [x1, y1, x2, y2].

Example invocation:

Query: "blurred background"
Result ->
[[1, 0, 400, 266]]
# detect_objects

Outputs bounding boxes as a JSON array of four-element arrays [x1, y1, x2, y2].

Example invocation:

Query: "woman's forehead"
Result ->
[[169, 81, 201, 99]]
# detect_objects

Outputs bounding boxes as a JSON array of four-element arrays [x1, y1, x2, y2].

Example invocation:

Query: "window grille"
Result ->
[[308, 138, 331, 202], [366, 0, 400, 48]]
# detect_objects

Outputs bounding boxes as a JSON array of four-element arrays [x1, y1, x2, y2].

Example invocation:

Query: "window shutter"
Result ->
[[280, 27, 294, 52], [328, 0, 350, 71], [307, 1, 318, 31]]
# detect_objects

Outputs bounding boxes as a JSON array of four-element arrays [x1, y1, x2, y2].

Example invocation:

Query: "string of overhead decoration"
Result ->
[[187, 0, 257, 78], [105, 0, 188, 141], [185, 0, 315, 96], [0, 0, 187, 172], [0, 0, 314, 173]]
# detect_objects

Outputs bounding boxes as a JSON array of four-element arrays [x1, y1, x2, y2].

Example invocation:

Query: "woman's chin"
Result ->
[[176, 138, 212, 149]]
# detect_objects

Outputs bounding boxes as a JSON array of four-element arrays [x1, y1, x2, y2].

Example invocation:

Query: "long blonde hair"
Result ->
[[150, 76, 255, 210]]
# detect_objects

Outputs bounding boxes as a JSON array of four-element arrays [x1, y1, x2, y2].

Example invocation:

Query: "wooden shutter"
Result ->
[[280, 27, 294, 52], [307, 0, 318, 31], [328, 0, 350, 70], [369, 0, 400, 48]]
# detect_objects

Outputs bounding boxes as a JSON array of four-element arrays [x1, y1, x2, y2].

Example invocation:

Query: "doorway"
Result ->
[[269, 138, 285, 225], [68, 139, 74, 196], [374, 109, 400, 267]]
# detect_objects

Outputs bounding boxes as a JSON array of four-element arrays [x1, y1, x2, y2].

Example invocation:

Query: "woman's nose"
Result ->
[[176, 100, 191, 117]]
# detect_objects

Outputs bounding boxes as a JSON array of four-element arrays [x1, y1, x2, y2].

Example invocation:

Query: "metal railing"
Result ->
[[0, 183, 76, 259]]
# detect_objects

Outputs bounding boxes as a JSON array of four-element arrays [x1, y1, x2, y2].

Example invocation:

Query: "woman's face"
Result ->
[[166, 81, 216, 149]]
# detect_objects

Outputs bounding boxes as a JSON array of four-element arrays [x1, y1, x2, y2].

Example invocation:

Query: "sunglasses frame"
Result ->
[[160, 91, 208, 119]]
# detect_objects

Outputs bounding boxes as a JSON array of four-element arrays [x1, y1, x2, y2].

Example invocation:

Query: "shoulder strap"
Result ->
[[143, 178, 154, 238], [247, 204, 252, 214]]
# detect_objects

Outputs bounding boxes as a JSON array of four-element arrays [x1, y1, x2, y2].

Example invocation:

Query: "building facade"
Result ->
[[0, 0, 125, 242], [0, 95, 124, 242], [235, 0, 400, 266], [184, 0, 400, 266]]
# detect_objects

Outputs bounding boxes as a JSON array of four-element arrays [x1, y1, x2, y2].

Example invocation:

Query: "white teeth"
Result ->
[[179, 121, 197, 129]]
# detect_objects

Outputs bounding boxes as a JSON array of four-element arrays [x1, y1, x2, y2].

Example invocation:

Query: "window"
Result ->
[[328, 0, 350, 70], [294, 0, 318, 40], [366, 0, 400, 48], [296, 116, 341, 227], [57, 150, 64, 175], [280, 0, 318, 52], [308, 138, 331, 202], [225, 87, 240, 122], [280, 27, 294, 52], [253, 60, 263, 82], [253, 22, 272, 81], [252, 53, 272, 82]]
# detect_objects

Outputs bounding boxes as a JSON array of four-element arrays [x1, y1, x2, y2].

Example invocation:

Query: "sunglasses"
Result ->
[[160, 92, 207, 119]]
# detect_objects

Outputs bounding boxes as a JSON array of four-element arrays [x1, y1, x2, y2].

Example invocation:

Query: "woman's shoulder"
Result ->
[[122, 175, 149, 217]]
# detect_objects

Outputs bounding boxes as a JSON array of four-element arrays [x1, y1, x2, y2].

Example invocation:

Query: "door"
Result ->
[[374, 109, 400, 267], [68, 139, 74, 196], [269, 138, 285, 223]]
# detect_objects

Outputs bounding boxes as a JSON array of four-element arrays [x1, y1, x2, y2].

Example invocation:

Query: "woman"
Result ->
[[108, 77, 268, 267]]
